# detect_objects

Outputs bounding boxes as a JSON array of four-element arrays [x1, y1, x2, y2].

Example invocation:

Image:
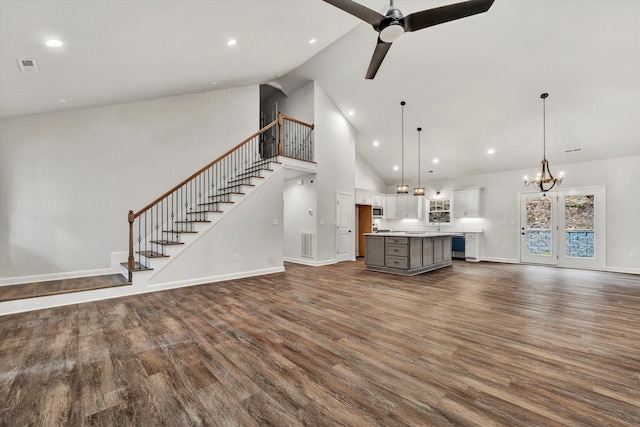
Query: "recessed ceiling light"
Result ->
[[309, 38, 317, 44], [373, 141, 379, 147], [211, 81, 217, 85], [46, 39, 63, 48], [347, 110, 354, 116], [58, 97, 72, 103], [487, 148, 495, 154], [433, 158, 439, 164], [393, 165, 399, 171], [227, 39, 237, 46]]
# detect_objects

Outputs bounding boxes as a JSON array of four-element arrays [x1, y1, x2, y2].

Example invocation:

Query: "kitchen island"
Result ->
[[364, 232, 452, 276]]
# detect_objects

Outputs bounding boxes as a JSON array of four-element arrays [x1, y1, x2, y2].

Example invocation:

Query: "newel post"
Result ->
[[277, 112, 283, 156], [127, 210, 135, 275]]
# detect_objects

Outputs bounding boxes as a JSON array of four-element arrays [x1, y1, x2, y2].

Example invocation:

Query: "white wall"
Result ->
[[379, 154, 640, 274], [148, 169, 285, 285], [313, 82, 357, 263], [275, 81, 357, 264], [0, 86, 259, 280], [356, 153, 387, 193], [277, 82, 314, 125], [283, 175, 317, 261]]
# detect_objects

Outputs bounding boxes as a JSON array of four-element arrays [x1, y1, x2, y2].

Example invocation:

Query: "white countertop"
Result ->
[[367, 229, 482, 237], [365, 232, 458, 237]]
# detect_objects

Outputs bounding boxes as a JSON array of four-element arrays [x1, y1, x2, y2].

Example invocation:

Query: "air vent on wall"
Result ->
[[17, 58, 39, 74], [563, 147, 583, 154]]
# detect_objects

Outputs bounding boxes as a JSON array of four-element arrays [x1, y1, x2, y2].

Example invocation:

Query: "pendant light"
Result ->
[[396, 101, 409, 194], [524, 92, 563, 194], [414, 127, 425, 196]]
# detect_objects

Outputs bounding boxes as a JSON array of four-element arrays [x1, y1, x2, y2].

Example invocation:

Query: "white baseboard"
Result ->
[[0, 267, 118, 287], [146, 267, 285, 290], [283, 257, 338, 267], [605, 266, 640, 275], [479, 257, 520, 264]]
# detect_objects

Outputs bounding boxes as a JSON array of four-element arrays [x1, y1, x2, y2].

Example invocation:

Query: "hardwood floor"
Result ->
[[1, 261, 639, 426], [0, 274, 130, 302]]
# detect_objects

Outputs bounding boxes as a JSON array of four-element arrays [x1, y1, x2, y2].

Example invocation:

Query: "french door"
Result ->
[[520, 192, 558, 265], [520, 187, 605, 270]]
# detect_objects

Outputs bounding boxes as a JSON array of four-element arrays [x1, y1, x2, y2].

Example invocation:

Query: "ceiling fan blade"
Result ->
[[404, 0, 495, 32], [322, 0, 385, 30], [365, 40, 392, 79]]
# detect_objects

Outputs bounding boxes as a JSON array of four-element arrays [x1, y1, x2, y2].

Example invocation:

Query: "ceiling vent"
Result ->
[[563, 147, 583, 154], [17, 58, 39, 74]]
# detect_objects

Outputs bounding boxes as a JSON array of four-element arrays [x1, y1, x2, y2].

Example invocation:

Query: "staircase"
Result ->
[[122, 114, 314, 284]]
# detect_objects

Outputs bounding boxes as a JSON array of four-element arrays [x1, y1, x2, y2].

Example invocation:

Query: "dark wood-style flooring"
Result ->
[[0, 274, 130, 302], [1, 261, 639, 426]]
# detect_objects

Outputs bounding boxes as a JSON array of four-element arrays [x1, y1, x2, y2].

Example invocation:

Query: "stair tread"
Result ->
[[229, 175, 264, 182], [186, 210, 223, 214], [137, 251, 169, 258], [238, 167, 273, 175], [163, 230, 198, 234], [175, 220, 212, 223], [219, 185, 255, 190], [198, 201, 234, 207], [150, 240, 184, 246], [121, 262, 153, 272], [209, 192, 244, 199]]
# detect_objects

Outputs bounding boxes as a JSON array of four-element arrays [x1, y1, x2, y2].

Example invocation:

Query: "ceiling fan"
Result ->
[[322, 0, 495, 79]]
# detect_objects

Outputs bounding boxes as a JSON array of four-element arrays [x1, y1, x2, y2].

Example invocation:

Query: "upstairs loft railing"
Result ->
[[127, 113, 314, 279]]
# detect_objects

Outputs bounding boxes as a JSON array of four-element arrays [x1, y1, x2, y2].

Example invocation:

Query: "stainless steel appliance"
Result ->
[[372, 206, 383, 218]]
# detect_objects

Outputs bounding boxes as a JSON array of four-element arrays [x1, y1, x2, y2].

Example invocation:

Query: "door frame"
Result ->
[[519, 186, 606, 270], [519, 191, 558, 266], [336, 191, 354, 262], [557, 186, 606, 270]]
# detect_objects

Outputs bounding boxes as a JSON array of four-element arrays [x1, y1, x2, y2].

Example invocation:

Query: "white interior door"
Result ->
[[336, 192, 353, 262], [520, 192, 558, 265], [558, 187, 606, 270]]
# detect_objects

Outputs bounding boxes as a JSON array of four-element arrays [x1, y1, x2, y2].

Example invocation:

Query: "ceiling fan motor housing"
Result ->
[[379, 7, 405, 43]]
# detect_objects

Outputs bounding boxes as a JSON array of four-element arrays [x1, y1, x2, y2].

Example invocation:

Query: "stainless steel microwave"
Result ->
[[372, 206, 383, 217]]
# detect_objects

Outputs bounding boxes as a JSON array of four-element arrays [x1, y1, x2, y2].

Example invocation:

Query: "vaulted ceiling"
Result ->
[[2, 0, 639, 183]]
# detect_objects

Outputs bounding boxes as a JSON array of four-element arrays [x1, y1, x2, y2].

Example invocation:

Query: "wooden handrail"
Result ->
[[281, 114, 314, 129], [133, 119, 279, 219]]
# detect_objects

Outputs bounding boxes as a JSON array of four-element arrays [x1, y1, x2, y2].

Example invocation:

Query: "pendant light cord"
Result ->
[[417, 128, 421, 188], [541, 93, 548, 160], [401, 101, 405, 185]]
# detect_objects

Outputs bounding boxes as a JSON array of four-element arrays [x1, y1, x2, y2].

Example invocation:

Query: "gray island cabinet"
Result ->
[[364, 233, 452, 276]]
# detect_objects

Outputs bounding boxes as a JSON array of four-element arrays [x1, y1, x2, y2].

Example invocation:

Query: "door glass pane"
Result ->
[[526, 196, 552, 256], [565, 195, 595, 258]]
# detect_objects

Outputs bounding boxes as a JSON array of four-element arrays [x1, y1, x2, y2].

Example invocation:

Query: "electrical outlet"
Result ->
[[631, 251, 637, 258], [234, 254, 240, 261]]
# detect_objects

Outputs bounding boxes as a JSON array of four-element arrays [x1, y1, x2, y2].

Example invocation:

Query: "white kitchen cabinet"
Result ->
[[386, 195, 397, 219], [465, 233, 480, 262], [355, 188, 374, 205], [453, 188, 482, 218], [396, 195, 423, 219], [372, 193, 384, 207]]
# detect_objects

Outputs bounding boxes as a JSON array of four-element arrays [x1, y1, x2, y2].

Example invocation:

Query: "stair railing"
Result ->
[[127, 113, 313, 280]]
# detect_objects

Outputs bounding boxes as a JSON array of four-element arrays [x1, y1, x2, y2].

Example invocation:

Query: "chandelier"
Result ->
[[524, 92, 563, 194], [414, 127, 425, 196], [396, 101, 409, 194]]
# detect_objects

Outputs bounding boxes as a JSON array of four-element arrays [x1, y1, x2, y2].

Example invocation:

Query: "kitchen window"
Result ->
[[428, 198, 451, 224]]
